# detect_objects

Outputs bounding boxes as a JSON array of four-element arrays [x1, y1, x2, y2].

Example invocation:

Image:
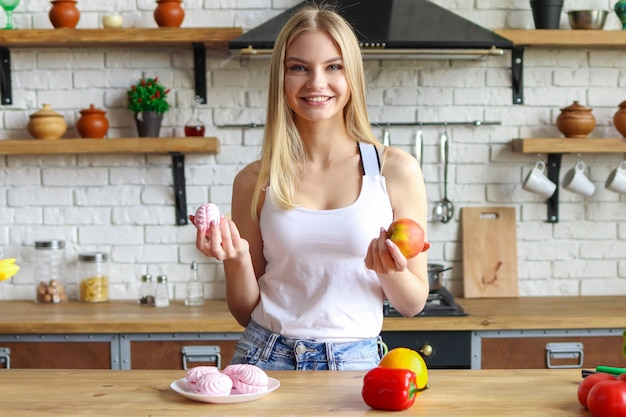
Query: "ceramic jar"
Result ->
[[556, 101, 596, 138], [614, 100, 626, 137], [154, 0, 185, 27], [49, 0, 80, 29], [28, 104, 67, 140], [76, 104, 109, 139]]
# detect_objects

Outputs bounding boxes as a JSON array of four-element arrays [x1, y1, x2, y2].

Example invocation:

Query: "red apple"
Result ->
[[386, 218, 430, 259]]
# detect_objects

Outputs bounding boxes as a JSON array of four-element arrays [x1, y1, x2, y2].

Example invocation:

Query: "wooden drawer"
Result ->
[[476, 330, 626, 369], [0, 341, 111, 369], [130, 339, 238, 370]]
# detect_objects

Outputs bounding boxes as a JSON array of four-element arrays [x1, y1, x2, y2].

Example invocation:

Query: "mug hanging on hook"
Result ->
[[522, 155, 557, 199]]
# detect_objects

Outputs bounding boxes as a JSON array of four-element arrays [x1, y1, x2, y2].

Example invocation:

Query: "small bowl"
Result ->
[[567, 10, 608, 30]]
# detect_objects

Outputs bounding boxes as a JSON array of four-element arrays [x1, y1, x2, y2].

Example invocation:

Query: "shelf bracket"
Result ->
[[172, 153, 188, 226], [546, 153, 562, 223], [511, 46, 524, 105], [0, 46, 12, 105], [192, 42, 207, 104]]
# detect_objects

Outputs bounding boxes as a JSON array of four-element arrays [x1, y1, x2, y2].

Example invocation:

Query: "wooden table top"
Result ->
[[0, 368, 585, 416], [0, 295, 623, 334]]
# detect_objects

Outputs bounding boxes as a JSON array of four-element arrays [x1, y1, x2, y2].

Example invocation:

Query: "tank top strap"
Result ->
[[358, 142, 381, 176]]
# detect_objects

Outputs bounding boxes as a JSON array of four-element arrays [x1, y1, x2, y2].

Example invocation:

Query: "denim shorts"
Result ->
[[230, 320, 385, 371]]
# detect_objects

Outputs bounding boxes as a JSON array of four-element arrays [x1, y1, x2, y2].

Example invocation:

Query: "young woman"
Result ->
[[193, 4, 429, 370]]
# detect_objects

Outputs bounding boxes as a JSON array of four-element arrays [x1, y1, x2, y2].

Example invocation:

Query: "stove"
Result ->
[[383, 287, 467, 317]]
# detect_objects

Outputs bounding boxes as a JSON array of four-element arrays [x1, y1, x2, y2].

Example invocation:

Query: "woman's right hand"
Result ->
[[192, 215, 250, 262]]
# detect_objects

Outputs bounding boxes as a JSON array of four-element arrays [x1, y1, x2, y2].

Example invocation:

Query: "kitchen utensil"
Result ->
[[382, 126, 390, 146], [562, 158, 595, 197], [567, 10, 608, 30], [522, 159, 557, 198], [432, 130, 454, 223], [462, 207, 518, 298], [414, 128, 423, 167], [605, 159, 626, 194], [427, 263, 452, 291], [596, 366, 626, 375]]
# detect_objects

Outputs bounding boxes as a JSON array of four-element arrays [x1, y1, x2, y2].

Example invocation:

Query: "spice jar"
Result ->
[[78, 252, 109, 303], [34, 240, 68, 304], [138, 274, 155, 306], [155, 274, 170, 307]]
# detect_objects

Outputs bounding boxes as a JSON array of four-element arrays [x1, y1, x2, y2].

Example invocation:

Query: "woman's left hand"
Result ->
[[364, 227, 408, 275]]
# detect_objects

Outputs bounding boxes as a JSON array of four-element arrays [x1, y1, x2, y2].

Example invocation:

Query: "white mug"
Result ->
[[522, 160, 557, 198], [562, 160, 595, 197], [605, 160, 626, 194]]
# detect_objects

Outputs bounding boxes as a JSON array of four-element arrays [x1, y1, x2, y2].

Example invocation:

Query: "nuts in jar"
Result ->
[[36, 279, 68, 303]]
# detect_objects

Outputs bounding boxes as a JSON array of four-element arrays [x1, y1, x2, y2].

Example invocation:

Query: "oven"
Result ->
[[380, 330, 472, 369]]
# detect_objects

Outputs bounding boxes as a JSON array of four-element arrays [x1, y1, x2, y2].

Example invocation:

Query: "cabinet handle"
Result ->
[[419, 343, 434, 358], [546, 342, 584, 369], [0, 347, 10, 369], [181, 345, 221, 370]]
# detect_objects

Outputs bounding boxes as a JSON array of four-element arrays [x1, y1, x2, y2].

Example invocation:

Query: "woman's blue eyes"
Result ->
[[287, 64, 343, 72]]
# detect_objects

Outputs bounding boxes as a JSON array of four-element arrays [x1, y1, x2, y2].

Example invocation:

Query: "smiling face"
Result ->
[[284, 30, 351, 126]]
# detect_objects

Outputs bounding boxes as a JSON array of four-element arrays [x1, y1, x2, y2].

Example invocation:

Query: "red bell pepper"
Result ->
[[361, 367, 427, 411]]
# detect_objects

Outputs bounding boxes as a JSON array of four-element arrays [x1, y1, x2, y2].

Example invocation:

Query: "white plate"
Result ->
[[170, 377, 280, 404]]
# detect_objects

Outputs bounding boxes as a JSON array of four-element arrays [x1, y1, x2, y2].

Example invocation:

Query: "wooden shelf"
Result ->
[[0, 137, 219, 155], [512, 137, 626, 224], [494, 29, 626, 48], [512, 138, 626, 154], [0, 28, 243, 49]]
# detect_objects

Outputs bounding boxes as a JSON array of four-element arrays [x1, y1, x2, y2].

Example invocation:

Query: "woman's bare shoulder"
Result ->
[[233, 160, 262, 190], [381, 146, 422, 180]]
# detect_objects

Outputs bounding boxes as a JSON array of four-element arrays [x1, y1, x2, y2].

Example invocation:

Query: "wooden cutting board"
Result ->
[[462, 207, 519, 298]]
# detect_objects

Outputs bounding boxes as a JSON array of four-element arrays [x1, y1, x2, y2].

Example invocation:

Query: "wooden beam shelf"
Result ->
[[512, 138, 626, 154], [0, 137, 219, 155], [0, 28, 243, 49], [494, 29, 626, 48]]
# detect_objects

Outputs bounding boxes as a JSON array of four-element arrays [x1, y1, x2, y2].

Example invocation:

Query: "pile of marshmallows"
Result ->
[[186, 364, 269, 396]]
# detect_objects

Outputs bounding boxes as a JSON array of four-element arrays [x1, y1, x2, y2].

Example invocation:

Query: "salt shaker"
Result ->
[[184, 261, 204, 306], [138, 274, 155, 306], [155, 274, 170, 307]]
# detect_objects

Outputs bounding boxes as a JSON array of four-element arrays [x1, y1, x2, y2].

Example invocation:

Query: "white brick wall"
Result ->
[[1, 0, 625, 301]]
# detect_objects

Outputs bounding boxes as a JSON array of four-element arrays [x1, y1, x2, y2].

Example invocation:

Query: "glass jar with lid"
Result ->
[[34, 240, 68, 304], [77, 252, 109, 303]]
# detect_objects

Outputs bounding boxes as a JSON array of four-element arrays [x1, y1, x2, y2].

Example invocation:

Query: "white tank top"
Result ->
[[250, 144, 393, 340]]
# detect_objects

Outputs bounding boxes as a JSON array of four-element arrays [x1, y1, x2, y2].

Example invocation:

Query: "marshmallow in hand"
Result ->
[[194, 203, 220, 231]]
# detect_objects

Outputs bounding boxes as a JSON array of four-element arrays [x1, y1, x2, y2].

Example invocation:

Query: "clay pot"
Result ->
[[614, 100, 626, 138], [28, 104, 67, 140], [154, 0, 185, 28], [76, 104, 109, 139], [49, 0, 80, 29], [556, 101, 596, 138]]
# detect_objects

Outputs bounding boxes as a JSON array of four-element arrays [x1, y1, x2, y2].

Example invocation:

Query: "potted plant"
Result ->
[[127, 76, 171, 137]]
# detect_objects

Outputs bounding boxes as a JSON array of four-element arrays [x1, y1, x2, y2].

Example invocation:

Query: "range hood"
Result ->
[[229, 0, 513, 60]]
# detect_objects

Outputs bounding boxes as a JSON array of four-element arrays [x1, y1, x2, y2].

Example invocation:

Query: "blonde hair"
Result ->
[[251, 2, 380, 219]]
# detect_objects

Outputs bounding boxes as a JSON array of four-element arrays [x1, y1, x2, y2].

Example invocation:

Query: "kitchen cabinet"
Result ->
[[0, 334, 120, 369], [0, 297, 623, 370], [493, 29, 626, 104], [474, 329, 626, 369], [125, 333, 239, 370]]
